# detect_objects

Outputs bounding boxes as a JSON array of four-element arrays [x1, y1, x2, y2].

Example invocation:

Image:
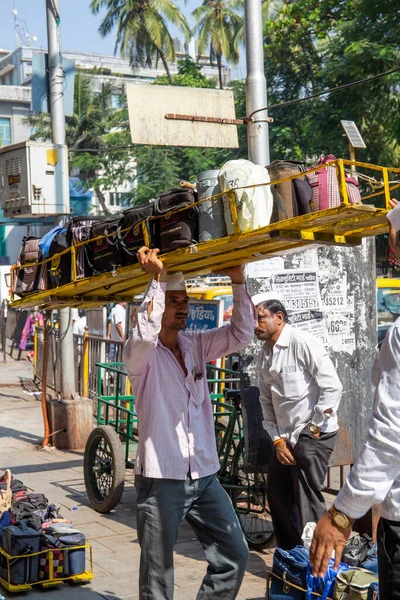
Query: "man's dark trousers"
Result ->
[[378, 517, 400, 599], [266, 427, 337, 549]]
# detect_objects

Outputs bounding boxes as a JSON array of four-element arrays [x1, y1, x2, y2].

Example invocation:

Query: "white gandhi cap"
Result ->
[[252, 291, 284, 307], [166, 272, 187, 292]]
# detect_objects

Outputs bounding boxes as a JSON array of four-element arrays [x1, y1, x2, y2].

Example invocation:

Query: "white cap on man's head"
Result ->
[[252, 291, 284, 307], [166, 272, 187, 292]]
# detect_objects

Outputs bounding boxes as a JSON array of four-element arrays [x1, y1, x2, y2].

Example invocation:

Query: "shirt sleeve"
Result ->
[[258, 350, 281, 441], [299, 337, 343, 428], [335, 321, 400, 519], [197, 284, 257, 363], [123, 279, 166, 377]]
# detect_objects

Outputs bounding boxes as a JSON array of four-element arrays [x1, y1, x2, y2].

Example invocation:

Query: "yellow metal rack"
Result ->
[[9, 159, 400, 310]]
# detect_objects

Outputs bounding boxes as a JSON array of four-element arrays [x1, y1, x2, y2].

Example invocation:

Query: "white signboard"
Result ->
[[127, 84, 239, 148]]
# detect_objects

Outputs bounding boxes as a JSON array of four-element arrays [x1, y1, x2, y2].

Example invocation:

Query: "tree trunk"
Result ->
[[95, 188, 110, 215], [217, 53, 223, 89], [159, 50, 174, 85]]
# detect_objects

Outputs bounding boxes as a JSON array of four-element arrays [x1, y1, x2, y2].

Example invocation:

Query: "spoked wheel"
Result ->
[[230, 438, 275, 550], [84, 425, 125, 513]]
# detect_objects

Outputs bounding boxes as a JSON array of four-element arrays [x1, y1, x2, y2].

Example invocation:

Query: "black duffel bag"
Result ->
[[0, 522, 41, 584], [117, 204, 155, 266], [48, 216, 103, 288], [87, 216, 123, 275], [154, 188, 199, 253]]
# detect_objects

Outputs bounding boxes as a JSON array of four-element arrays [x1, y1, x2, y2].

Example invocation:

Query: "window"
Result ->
[[111, 94, 122, 109], [0, 118, 11, 146]]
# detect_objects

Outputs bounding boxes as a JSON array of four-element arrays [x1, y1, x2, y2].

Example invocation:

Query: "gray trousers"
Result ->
[[266, 427, 337, 549], [135, 473, 249, 600]]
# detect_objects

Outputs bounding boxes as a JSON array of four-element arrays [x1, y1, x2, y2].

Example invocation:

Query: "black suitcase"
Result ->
[[87, 216, 123, 275], [117, 204, 154, 266], [48, 216, 102, 288], [154, 188, 198, 253], [0, 522, 40, 584]]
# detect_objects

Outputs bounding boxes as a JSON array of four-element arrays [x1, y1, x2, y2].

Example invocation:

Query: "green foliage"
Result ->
[[155, 57, 216, 88], [90, 0, 190, 83], [192, 0, 242, 89], [264, 0, 400, 166]]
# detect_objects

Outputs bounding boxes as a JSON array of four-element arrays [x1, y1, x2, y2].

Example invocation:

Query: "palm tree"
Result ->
[[192, 0, 242, 89], [90, 0, 190, 85]]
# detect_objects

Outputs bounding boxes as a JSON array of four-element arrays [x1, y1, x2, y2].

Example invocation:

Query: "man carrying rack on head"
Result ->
[[124, 247, 257, 600]]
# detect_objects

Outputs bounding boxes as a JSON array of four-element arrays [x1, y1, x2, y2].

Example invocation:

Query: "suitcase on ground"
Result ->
[[196, 170, 227, 242], [267, 160, 311, 220], [13, 237, 47, 296], [0, 522, 40, 584], [154, 188, 199, 253], [56, 532, 86, 575], [48, 216, 102, 288], [87, 216, 123, 274], [117, 204, 155, 266]]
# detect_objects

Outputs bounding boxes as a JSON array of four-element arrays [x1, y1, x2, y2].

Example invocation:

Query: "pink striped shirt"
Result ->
[[123, 280, 256, 480]]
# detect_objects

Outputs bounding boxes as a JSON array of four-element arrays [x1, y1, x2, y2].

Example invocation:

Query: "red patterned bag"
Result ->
[[307, 155, 360, 211]]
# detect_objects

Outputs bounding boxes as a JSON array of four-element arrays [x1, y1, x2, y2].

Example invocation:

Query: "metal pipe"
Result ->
[[244, 0, 270, 165], [46, 0, 75, 399]]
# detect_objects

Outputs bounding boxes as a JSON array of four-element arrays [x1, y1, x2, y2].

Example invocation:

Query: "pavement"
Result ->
[[0, 349, 273, 600]]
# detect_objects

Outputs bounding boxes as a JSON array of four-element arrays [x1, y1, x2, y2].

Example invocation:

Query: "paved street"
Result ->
[[0, 351, 273, 600]]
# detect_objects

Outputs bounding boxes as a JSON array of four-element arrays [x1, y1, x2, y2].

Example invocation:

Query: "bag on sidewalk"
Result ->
[[39, 534, 65, 580], [0, 521, 41, 584], [342, 533, 374, 567], [117, 204, 155, 266], [333, 569, 378, 600], [270, 546, 350, 600], [367, 582, 379, 600], [307, 155, 361, 212], [11, 493, 48, 523], [0, 470, 12, 516]]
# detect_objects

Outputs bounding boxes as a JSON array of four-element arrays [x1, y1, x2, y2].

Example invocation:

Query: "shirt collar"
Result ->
[[274, 324, 291, 349]]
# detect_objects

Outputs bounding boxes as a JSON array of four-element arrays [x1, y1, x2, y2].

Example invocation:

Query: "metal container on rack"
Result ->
[[196, 170, 227, 242]]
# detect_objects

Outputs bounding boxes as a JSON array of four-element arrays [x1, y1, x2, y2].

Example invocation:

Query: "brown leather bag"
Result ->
[[0, 469, 12, 515]]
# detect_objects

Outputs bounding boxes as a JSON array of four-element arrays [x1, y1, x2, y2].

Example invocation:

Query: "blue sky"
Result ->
[[0, 0, 246, 78]]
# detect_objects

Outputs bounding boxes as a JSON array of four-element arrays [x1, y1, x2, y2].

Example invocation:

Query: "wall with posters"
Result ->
[[246, 239, 377, 466]]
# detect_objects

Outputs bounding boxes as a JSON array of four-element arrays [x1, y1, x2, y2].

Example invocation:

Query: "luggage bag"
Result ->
[[267, 160, 311, 220], [48, 216, 102, 288], [88, 216, 123, 274], [117, 204, 154, 266], [154, 188, 199, 253], [13, 237, 47, 296], [0, 522, 40, 584]]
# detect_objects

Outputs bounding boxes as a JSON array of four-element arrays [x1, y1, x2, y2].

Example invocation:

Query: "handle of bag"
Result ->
[[117, 219, 149, 257], [2, 469, 11, 495], [306, 565, 332, 600], [103, 223, 120, 247]]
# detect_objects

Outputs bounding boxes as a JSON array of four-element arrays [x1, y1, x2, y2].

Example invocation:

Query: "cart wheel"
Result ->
[[230, 438, 275, 550], [84, 425, 125, 513]]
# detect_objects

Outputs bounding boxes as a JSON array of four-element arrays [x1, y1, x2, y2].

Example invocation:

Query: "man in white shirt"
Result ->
[[310, 201, 400, 597], [124, 247, 257, 600], [107, 302, 126, 362], [254, 295, 342, 549]]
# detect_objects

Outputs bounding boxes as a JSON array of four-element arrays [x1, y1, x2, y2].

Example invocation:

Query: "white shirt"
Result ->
[[259, 324, 342, 446], [110, 304, 126, 341], [335, 319, 400, 521], [123, 280, 256, 479]]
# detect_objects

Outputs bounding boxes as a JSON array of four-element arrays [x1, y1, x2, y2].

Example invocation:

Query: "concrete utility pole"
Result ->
[[46, 0, 75, 400], [244, 0, 270, 166]]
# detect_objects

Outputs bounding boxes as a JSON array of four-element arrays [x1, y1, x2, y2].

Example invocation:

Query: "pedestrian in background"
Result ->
[[107, 302, 126, 362], [253, 293, 342, 549]]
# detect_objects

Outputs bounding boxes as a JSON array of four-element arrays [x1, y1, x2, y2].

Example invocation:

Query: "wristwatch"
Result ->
[[329, 505, 355, 529], [309, 423, 321, 435]]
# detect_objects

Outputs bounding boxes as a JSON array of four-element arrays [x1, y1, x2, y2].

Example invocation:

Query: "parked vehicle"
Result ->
[[377, 277, 400, 343], [0, 265, 11, 304]]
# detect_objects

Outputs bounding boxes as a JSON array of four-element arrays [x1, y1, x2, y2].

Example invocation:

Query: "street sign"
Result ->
[[127, 84, 239, 148], [340, 120, 366, 149]]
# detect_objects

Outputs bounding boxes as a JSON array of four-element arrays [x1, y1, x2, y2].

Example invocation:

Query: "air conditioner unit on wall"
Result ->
[[0, 140, 69, 218]]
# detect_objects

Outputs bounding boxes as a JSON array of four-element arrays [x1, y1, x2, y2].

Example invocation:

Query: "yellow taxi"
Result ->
[[377, 277, 400, 342], [187, 282, 233, 322]]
